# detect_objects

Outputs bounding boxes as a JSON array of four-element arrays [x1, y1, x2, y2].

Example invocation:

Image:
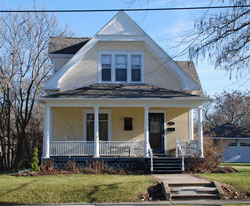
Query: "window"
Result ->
[[240, 142, 250, 147], [101, 55, 111, 81], [131, 55, 141, 81], [99, 52, 143, 83], [228, 142, 237, 147], [86, 113, 109, 141], [115, 55, 127, 81]]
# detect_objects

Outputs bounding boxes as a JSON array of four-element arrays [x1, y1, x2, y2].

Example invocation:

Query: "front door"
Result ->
[[149, 113, 165, 154]]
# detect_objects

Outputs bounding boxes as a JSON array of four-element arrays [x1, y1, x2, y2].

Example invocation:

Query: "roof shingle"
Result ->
[[43, 84, 207, 100]]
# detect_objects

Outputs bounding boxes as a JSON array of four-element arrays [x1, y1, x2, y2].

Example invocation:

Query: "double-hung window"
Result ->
[[101, 55, 111, 81], [86, 113, 109, 141], [99, 52, 143, 83], [131, 55, 141, 82], [115, 55, 127, 81]]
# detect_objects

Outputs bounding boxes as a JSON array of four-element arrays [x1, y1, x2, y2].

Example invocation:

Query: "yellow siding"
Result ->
[[52, 107, 83, 141], [51, 107, 189, 154], [111, 108, 144, 141], [60, 41, 181, 91]]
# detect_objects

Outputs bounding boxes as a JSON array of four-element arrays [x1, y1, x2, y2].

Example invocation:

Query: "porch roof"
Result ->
[[43, 84, 209, 100]]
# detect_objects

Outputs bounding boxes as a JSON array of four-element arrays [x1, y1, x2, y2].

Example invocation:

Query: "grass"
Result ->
[[0, 174, 156, 204], [198, 163, 250, 194]]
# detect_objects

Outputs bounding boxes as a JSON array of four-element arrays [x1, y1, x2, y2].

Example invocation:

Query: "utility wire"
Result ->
[[0, 5, 250, 13]]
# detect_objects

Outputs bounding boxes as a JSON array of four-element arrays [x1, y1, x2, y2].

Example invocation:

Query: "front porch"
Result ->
[[42, 105, 204, 159]]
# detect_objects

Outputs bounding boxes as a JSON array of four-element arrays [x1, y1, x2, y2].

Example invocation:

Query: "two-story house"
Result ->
[[40, 11, 210, 173]]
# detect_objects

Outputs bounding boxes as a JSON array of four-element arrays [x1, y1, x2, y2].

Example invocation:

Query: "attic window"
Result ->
[[99, 52, 144, 83]]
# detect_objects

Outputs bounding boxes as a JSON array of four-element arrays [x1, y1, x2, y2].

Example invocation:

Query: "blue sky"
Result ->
[[1, 0, 249, 96]]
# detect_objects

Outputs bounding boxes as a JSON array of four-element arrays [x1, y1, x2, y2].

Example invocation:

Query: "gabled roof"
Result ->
[[43, 11, 201, 92], [43, 84, 207, 100], [49, 37, 90, 54], [208, 123, 250, 138]]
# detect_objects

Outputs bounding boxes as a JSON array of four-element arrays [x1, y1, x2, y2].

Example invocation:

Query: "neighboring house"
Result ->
[[209, 123, 250, 163], [40, 11, 210, 172]]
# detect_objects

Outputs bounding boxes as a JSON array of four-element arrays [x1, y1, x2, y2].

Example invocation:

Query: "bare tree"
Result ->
[[203, 90, 250, 131], [189, 0, 250, 75], [0, 11, 72, 170]]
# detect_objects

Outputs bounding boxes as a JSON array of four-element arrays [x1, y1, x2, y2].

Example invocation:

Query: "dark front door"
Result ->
[[149, 113, 165, 154]]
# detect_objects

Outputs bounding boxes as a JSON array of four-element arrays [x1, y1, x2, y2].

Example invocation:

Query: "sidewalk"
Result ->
[[19, 199, 250, 205]]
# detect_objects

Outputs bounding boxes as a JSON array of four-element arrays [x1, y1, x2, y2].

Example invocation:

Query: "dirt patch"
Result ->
[[139, 183, 165, 201], [221, 183, 247, 199]]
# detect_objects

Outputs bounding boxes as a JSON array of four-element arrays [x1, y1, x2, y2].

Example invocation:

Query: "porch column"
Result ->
[[94, 106, 100, 158], [188, 109, 194, 141], [197, 107, 204, 158], [144, 107, 149, 158], [42, 106, 51, 159]]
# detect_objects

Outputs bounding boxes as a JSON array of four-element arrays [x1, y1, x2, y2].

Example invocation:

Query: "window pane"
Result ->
[[132, 69, 141, 81], [116, 69, 127, 81], [131, 55, 141, 69], [87, 114, 94, 120], [101, 55, 111, 66], [115, 55, 127, 68], [99, 121, 108, 141], [86, 121, 94, 141], [99, 114, 108, 120], [102, 69, 111, 81]]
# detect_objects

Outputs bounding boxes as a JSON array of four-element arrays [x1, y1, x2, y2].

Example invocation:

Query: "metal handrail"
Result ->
[[148, 144, 153, 172], [176, 141, 185, 172]]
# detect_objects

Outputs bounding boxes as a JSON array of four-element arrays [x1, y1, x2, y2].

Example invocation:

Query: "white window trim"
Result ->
[[83, 109, 112, 141], [98, 51, 144, 84], [149, 110, 167, 155]]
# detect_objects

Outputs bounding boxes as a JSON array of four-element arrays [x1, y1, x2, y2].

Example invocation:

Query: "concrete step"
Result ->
[[169, 183, 213, 187], [152, 170, 183, 174], [171, 193, 220, 200], [153, 163, 181, 166], [171, 186, 218, 193]]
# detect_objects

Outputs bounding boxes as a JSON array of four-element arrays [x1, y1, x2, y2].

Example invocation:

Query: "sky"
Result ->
[[1, 0, 249, 96]]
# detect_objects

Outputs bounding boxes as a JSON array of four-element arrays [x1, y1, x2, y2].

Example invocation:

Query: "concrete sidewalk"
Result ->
[[19, 199, 250, 205], [152, 174, 211, 184]]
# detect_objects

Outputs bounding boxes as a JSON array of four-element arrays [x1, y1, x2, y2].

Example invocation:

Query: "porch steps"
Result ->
[[167, 182, 222, 200], [151, 157, 183, 174]]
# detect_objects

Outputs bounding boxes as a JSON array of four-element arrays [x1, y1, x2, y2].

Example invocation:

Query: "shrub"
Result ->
[[31, 148, 40, 172], [186, 139, 224, 173]]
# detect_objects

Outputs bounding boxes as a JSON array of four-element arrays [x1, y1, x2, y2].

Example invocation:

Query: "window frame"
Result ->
[[83, 109, 112, 141], [98, 51, 144, 83]]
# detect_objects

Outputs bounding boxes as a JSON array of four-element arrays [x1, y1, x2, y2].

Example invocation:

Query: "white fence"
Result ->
[[50, 140, 144, 157]]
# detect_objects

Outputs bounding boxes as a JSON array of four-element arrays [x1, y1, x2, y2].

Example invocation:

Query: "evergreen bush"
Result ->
[[31, 148, 40, 172]]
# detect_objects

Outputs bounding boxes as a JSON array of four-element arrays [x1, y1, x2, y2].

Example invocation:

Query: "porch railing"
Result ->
[[99, 141, 144, 156], [176, 140, 199, 157], [50, 140, 144, 157], [50, 141, 94, 156]]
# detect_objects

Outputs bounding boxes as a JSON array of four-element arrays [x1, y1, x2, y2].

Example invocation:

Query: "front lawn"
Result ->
[[0, 174, 156, 204], [198, 163, 250, 194]]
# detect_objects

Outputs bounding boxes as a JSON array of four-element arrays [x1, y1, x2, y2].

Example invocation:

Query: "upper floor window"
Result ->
[[99, 52, 144, 83]]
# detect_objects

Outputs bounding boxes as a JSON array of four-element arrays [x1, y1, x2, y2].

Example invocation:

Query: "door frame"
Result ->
[[149, 110, 167, 155], [83, 109, 112, 141]]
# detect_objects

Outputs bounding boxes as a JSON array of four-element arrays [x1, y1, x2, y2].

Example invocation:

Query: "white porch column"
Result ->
[[144, 107, 150, 158], [197, 107, 204, 158], [42, 106, 51, 159], [94, 106, 100, 158], [188, 109, 194, 141]]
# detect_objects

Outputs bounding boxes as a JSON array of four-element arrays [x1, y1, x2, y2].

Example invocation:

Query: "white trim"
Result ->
[[144, 107, 149, 157], [42, 106, 51, 159], [83, 109, 112, 141], [98, 51, 144, 84], [210, 137, 250, 140], [188, 109, 194, 141], [149, 110, 167, 155], [197, 107, 204, 158]]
